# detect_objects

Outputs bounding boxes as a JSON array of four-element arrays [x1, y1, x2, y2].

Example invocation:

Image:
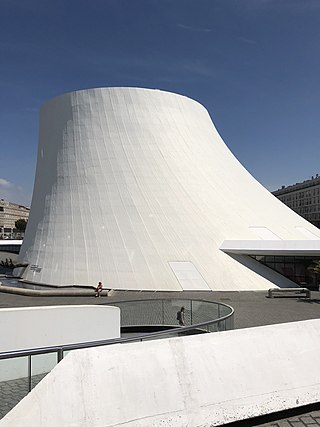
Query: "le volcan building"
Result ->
[[15, 87, 320, 290]]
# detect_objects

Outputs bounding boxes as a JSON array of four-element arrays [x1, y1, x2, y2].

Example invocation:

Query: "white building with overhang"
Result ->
[[15, 87, 320, 290]]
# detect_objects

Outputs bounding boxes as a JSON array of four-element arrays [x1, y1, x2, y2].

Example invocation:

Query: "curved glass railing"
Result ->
[[0, 299, 233, 419], [107, 298, 234, 333]]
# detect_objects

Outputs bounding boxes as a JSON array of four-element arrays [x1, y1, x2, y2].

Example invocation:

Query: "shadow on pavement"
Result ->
[[298, 298, 320, 304], [224, 401, 320, 426]]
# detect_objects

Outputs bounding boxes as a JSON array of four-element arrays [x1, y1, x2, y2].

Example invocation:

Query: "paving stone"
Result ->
[[277, 421, 292, 426], [303, 424, 320, 426], [300, 416, 317, 424], [290, 422, 309, 427]]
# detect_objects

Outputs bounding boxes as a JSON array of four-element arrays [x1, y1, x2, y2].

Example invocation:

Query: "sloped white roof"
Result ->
[[17, 87, 320, 290]]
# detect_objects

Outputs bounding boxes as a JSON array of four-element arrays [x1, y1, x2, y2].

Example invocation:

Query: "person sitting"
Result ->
[[95, 281, 103, 297]]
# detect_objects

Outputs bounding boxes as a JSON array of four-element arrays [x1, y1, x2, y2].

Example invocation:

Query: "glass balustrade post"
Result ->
[[162, 300, 164, 325], [57, 349, 64, 363], [28, 354, 32, 392]]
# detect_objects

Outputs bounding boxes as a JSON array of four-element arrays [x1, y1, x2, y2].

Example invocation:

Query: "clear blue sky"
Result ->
[[1, 0, 320, 206]]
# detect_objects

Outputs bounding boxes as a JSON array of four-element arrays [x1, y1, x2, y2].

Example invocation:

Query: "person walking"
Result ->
[[177, 306, 185, 326]]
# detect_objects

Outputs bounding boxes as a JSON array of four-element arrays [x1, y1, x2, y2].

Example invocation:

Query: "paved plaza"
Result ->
[[0, 286, 319, 425], [1, 287, 320, 330]]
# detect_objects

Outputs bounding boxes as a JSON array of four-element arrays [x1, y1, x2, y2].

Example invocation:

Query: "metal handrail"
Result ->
[[0, 299, 234, 360], [0, 299, 234, 420]]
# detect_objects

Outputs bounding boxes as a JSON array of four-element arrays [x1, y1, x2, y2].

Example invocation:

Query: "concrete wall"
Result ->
[[2, 319, 320, 426], [0, 305, 120, 381]]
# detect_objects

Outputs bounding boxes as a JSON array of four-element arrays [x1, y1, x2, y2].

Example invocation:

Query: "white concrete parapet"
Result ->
[[0, 305, 120, 381], [2, 319, 320, 426]]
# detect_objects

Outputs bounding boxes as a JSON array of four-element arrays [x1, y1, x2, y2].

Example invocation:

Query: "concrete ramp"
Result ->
[[2, 319, 320, 426]]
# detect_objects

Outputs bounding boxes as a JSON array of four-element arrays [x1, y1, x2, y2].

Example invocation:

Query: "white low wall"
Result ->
[[2, 319, 320, 426], [0, 305, 120, 381]]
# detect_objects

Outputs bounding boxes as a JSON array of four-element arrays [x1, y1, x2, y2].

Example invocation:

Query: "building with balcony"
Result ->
[[272, 175, 320, 228]]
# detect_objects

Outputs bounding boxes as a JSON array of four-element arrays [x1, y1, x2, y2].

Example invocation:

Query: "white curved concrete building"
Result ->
[[17, 87, 320, 290]]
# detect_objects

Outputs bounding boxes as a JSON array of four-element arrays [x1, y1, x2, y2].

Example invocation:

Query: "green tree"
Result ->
[[15, 218, 27, 232]]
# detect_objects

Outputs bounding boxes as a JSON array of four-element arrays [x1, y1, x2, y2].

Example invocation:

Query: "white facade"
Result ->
[[3, 319, 320, 426], [273, 175, 320, 228], [17, 87, 320, 290]]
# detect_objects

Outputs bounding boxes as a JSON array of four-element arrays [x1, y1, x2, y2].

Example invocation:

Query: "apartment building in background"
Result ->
[[272, 175, 320, 228], [0, 199, 30, 239]]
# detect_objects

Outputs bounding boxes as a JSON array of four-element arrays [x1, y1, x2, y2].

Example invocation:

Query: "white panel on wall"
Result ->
[[248, 226, 281, 240], [169, 261, 211, 290], [295, 226, 320, 239]]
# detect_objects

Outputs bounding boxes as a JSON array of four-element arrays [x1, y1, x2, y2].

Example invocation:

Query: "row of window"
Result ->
[[280, 196, 320, 205], [283, 202, 320, 209], [295, 207, 320, 214], [0, 244, 21, 254], [252, 255, 319, 289], [276, 186, 320, 198]]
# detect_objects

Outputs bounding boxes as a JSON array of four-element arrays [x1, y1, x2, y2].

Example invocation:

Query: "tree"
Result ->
[[15, 218, 27, 232]]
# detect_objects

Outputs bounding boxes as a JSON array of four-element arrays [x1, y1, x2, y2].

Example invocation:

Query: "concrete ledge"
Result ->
[[220, 239, 320, 255], [0, 284, 110, 297], [2, 319, 320, 426], [268, 287, 311, 298]]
